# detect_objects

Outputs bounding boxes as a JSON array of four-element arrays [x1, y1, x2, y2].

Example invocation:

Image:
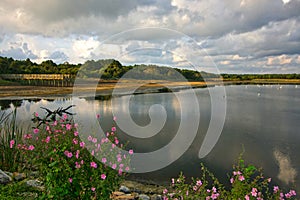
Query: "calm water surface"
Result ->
[[0, 85, 299, 190]]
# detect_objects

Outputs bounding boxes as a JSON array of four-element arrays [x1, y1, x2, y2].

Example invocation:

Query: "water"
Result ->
[[0, 85, 299, 190]]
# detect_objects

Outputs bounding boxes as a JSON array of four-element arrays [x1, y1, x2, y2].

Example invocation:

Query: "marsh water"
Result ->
[[0, 85, 299, 190]]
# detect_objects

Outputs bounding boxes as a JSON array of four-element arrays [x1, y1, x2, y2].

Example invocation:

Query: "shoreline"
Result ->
[[0, 79, 299, 99]]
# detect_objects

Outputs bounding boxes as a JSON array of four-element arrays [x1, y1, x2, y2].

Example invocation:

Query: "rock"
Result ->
[[138, 194, 150, 200], [0, 169, 12, 184], [4, 171, 13, 177], [13, 172, 26, 181], [120, 185, 131, 194], [28, 171, 39, 178], [112, 191, 125, 196], [26, 179, 44, 191], [121, 180, 165, 195], [154, 195, 163, 200], [110, 191, 135, 199]]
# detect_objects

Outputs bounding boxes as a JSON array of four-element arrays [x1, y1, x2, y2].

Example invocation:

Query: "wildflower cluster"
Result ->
[[163, 159, 297, 199], [162, 164, 224, 200], [14, 111, 133, 199]]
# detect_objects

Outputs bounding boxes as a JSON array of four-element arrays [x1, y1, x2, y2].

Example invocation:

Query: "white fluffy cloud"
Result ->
[[0, 0, 300, 73]]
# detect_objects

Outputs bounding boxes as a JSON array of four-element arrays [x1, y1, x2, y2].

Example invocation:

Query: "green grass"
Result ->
[[0, 109, 25, 172], [0, 181, 42, 200], [0, 79, 19, 86]]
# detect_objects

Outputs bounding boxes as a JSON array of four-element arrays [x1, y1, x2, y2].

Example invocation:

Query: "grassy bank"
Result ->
[[0, 79, 299, 98]]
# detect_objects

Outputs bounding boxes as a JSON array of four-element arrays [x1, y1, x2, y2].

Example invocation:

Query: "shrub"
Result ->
[[163, 155, 297, 199], [17, 111, 132, 199]]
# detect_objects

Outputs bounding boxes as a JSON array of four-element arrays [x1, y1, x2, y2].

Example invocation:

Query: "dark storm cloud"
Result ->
[[20, 0, 155, 22]]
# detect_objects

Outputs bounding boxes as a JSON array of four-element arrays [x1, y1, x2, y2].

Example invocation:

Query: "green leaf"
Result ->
[[48, 161, 58, 167]]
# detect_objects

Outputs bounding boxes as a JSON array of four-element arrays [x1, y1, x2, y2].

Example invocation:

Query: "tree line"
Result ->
[[221, 73, 300, 80], [0, 56, 299, 81]]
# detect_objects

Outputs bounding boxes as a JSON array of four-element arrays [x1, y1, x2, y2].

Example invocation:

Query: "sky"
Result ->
[[0, 0, 300, 74]]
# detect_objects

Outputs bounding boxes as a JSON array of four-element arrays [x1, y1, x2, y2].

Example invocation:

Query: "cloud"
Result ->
[[0, 42, 38, 60], [273, 149, 297, 185], [0, 0, 299, 73], [49, 51, 69, 63]]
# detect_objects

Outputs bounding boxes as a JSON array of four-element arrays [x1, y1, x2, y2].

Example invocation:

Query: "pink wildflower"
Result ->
[[63, 114, 67, 119], [9, 140, 15, 148], [128, 149, 134, 155], [211, 193, 219, 199], [212, 187, 217, 193], [289, 190, 296, 196], [92, 138, 97, 143], [75, 150, 80, 159], [64, 150, 73, 158], [45, 136, 51, 143], [101, 173, 106, 180], [80, 141, 85, 148], [125, 167, 130, 171], [75, 162, 81, 169], [96, 114, 100, 119], [251, 188, 257, 197], [115, 138, 119, 144], [74, 131, 78, 136], [113, 116, 117, 121], [69, 178, 72, 183], [73, 138, 78, 145], [273, 186, 279, 193], [230, 178, 234, 184], [102, 157, 107, 163], [172, 178, 175, 185], [118, 168, 123, 175], [33, 128, 39, 134], [267, 178, 272, 182], [245, 195, 250, 200], [196, 180, 202, 186], [239, 175, 245, 181], [34, 112, 39, 117], [28, 145, 35, 150], [112, 163, 117, 169], [90, 161, 97, 168], [111, 127, 116, 132], [66, 124, 72, 130], [233, 171, 242, 176], [91, 187, 96, 192], [87, 135, 93, 141]]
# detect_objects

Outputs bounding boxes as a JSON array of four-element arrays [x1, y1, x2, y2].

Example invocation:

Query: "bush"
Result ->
[[163, 155, 297, 199], [13, 111, 132, 199]]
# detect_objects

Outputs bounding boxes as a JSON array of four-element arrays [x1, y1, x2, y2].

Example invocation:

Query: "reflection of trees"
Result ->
[[0, 100, 22, 110], [0, 98, 57, 111]]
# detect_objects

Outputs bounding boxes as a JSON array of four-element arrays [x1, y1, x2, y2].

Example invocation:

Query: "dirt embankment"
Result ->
[[0, 79, 299, 98]]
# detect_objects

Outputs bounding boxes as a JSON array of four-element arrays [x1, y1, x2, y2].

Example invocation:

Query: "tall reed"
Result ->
[[0, 108, 25, 171]]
